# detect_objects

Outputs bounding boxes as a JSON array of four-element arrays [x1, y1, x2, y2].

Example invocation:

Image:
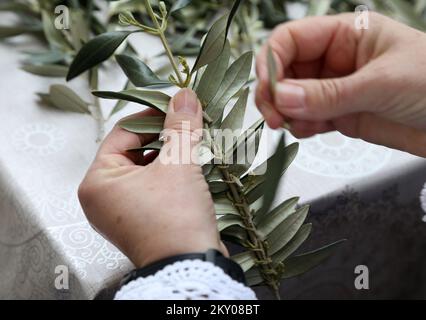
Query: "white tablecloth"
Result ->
[[1, 32, 426, 299]]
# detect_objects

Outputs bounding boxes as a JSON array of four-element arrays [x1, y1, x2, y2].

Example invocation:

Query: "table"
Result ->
[[1, 32, 426, 300]]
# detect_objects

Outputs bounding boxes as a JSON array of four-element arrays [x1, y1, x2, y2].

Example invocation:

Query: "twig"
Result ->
[[143, 0, 185, 87]]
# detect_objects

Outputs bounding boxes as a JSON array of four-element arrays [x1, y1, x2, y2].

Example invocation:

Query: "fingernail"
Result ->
[[172, 88, 199, 115], [276, 83, 306, 109]]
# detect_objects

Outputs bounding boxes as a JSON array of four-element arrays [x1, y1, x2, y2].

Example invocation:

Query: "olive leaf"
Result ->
[[119, 116, 165, 134], [256, 197, 299, 236], [214, 196, 239, 216], [232, 251, 256, 272], [281, 240, 346, 279], [243, 143, 299, 204], [41, 11, 70, 51], [220, 87, 248, 132], [272, 223, 312, 265], [191, 0, 241, 72], [170, 0, 192, 14], [93, 89, 170, 113], [0, 25, 42, 38], [245, 268, 263, 287], [195, 41, 231, 106], [116, 54, 170, 87], [265, 205, 310, 255], [24, 50, 68, 65], [67, 31, 133, 81], [47, 84, 90, 114], [384, 0, 426, 30], [307, 0, 332, 16], [267, 45, 277, 99], [218, 215, 246, 232], [22, 64, 69, 77], [206, 51, 253, 123], [128, 140, 163, 152]]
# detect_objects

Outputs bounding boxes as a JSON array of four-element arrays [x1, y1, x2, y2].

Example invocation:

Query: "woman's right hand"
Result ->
[[255, 12, 426, 157]]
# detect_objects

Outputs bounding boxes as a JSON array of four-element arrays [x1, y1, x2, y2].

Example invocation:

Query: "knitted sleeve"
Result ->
[[114, 259, 257, 300]]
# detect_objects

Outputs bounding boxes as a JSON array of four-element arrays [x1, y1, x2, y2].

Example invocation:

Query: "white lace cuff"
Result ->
[[421, 183, 426, 213], [114, 259, 257, 300]]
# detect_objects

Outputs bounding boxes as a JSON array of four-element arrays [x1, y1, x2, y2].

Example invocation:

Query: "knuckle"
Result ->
[[318, 79, 343, 114]]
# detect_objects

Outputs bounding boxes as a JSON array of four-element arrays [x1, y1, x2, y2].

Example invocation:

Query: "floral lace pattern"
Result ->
[[115, 260, 257, 300]]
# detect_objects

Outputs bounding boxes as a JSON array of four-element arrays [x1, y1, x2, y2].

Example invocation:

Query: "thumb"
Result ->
[[158, 88, 203, 166], [272, 72, 373, 122]]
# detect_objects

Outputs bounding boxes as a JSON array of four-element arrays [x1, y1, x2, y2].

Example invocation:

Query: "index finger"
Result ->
[[95, 108, 163, 167], [256, 14, 353, 84]]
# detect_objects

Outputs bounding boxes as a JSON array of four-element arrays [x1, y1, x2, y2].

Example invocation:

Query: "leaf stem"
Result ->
[[143, 0, 185, 86], [89, 68, 105, 142]]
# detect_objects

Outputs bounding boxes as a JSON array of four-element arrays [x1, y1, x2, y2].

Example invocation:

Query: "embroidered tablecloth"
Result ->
[[1, 31, 426, 300]]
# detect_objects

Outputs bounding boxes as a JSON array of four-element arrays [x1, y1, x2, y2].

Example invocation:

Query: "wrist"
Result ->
[[120, 249, 246, 288], [130, 239, 227, 268]]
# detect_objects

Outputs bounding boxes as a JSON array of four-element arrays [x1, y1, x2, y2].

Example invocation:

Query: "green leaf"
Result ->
[[192, 14, 228, 73], [281, 240, 346, 279], [208, 180, 228, 194], [243, 143, 299, 206], [109, 80, 134, 116], [41, 10, 70, 51], [272, 223, 312, 265], [195, 41, 231, 106], [267, 46, 277, 98], [221, 225, 248, 245], [386, 0, 426, 31], [258, 134, 287, 217], [266, 205, 310, 255], [127, 140, 163, 152], [232, 251, 256, 272], [307, 0, 332, 16], [22, 64, 69, 77], [214, 196, 239, 216], [69, 9, 89, 50], [170, 0, 192, 14], [191, 0, 241, 73], [116, 54, 170, 87], [206, 52, 253, 123], [48, 85, 90, 114], [24, 50, 67, 65], [255, 197, 299, 234], [250, 142, 299, 178], [217, 215, 245, 232], [119, 116, 165, 134], [245, 182, 264, 205], [67, 31, 132, 81], [245, 268, 263, 287], [220, 87, 248, 132], [415, 0, 426, 14], [0, 2, 35, 15], [37, 93, 54, 107], [224, 118, 264, 163], [0, 25, 41, 38], [93, 89, 170, 113]]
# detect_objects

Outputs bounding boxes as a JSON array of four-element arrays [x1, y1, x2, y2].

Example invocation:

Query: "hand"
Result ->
[[78, 89, 227, 268], [256, 12, 426, 157]]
